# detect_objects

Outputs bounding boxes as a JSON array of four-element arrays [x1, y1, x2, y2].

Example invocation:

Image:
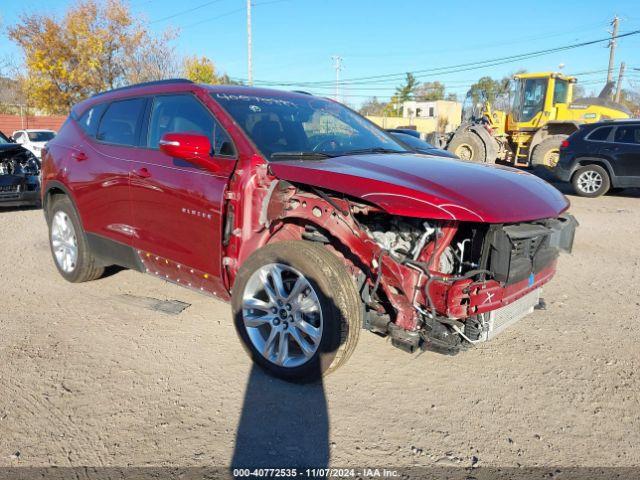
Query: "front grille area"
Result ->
[[489, 223, 557, 285], [480, 288, 541, 341], [512, 235, 544, 258]]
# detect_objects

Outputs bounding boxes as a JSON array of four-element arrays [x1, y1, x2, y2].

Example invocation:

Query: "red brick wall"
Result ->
[[0, 114, 67, 136]]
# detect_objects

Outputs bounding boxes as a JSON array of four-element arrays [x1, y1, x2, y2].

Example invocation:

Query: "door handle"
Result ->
[[132, 167, 151, 179], [71, 151, 88, 161]]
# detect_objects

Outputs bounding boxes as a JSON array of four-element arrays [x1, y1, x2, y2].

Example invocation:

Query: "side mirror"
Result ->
[[159, 132, 217, 171]]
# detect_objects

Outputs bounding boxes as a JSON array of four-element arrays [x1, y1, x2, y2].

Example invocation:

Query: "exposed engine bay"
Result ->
[[0, 146, 41, 206], [355, 209, 577, 354]]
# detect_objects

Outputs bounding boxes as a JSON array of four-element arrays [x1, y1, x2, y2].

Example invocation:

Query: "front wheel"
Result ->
[[531, 135, 567, 168], [572, 165, 610, 198], [232, 241, 362, 382], [447, 130, 487, 162], [47, 195, 104, 282]]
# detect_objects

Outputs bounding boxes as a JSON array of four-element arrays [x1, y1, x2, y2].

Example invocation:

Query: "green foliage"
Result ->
[[415, 81, 445, 101], [396, 72, 418, 103]]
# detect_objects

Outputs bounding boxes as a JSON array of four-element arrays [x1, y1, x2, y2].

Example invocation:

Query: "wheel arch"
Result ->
[[43, 181, 77, 222], [572, 157, 615, 182]]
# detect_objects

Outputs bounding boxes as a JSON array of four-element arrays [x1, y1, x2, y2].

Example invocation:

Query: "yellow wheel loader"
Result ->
[[444, 72, 631, 167]]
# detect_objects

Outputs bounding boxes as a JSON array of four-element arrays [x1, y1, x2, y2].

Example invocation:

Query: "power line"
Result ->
[[150, 0, 228, 24], [239, 29, 640, 87], [178, 0, 289, 30]]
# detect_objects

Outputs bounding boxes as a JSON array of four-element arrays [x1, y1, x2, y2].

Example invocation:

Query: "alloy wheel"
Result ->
[[577, 170, 603, 194], [242, 263, 323, 368], [51, 211, 78, 273]]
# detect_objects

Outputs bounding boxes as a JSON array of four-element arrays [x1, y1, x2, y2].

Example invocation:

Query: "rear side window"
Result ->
[[77, 103, 107, 138], [97, 98, 146, 146], [613, 125, 640, 145], [147, 94, 235, 157], [586, 126, 612, 142]]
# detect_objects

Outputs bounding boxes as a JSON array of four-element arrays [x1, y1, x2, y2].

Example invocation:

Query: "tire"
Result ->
[[447, 130, 487, 162], [47, 195, 105, 282], [572, 165, 610, 198], [531, 135, 567, 168], [232, 240, 362, 382]]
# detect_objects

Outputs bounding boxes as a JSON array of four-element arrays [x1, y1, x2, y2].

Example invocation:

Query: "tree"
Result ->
[[359, 97, 387, 116], [619, 87, 640, 116], [467, 75, 512, 110], [383, 73, 418, 116], [396, 72, 418, 103], [126, 28, 181, 85], [572, 84, 586, 100], [8, 0, 178, 114], [414, 81, 445, 101], [182, 56, 239, 85]]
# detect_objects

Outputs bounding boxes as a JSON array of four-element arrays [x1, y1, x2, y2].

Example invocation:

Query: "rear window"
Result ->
[[27, 131, 55, 142], [96, 98, 146, 146], [613, 125, 640, 144], [586, 126, 612, 142], [77, 103, 107, 138]]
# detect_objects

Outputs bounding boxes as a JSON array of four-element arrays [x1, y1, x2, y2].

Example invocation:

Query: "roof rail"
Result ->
[[92, 78, 194, 98], [292, 90, 313, 96]]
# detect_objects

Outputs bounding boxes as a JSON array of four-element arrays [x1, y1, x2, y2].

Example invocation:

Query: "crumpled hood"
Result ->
[[269, 153, 569, 223]]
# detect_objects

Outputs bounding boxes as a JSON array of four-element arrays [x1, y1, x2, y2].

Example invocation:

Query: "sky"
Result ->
[[2, 0, 639, 106]]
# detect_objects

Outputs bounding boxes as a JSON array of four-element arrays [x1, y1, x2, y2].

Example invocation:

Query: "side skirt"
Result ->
[[85, 233, 145, 272]]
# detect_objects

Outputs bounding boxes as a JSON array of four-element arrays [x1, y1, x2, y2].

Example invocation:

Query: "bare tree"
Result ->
[[126, 28, 181, 84]]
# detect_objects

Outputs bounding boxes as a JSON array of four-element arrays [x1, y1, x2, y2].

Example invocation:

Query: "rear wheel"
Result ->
[[447, 131, 487, 162], [232, 241, 362, 382], [531, 135, 567, 168], [572, 165, 610, 198], [47, 195, 104, 282]]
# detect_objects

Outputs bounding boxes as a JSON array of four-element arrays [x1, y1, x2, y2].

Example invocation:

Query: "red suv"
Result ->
[[42, 80, 577, 382]]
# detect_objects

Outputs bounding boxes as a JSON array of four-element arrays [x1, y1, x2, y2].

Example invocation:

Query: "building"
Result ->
[[366, 99, 462, 136]]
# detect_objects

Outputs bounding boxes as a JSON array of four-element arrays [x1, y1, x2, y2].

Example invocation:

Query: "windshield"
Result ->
[[0, 132, 10, 144], [390, 132, 434, 150], [211, 92, 407, 159], [27, 131, 56, 142], [511, 78, 547, 123]]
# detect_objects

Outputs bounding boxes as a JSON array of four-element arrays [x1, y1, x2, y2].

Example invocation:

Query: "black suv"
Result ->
[[554, 120, 640, 197]]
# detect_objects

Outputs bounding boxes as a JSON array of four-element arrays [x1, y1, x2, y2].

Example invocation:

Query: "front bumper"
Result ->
[[430, 214, 577, 319], [0, 187, 40, 208], [552, 153, 576, 182]]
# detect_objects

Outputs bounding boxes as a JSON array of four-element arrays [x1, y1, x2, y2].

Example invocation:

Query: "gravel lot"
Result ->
[[0, 183, 639, 476]]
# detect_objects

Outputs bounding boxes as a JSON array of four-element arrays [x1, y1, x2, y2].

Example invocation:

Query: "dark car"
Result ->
[[0, 130, 41, 208], [41, 80, 575, 382], [387, 130, 458, 158], [554, 120, 640, 197]]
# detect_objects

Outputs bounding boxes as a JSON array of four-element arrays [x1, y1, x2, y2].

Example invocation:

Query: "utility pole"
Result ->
[[331, 56, 343, 102], [615, 62, 626, 102], [607, 16, 619, 84], [247, 0, 253, 86]]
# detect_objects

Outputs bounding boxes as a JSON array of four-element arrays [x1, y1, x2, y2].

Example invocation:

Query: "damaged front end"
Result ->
[[356, 210, 577, 354], [233, 177, 578, 356], [0, 145, 41, 207]]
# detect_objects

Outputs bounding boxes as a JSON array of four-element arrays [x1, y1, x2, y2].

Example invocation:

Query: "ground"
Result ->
[[0, 185, 639, 478]]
